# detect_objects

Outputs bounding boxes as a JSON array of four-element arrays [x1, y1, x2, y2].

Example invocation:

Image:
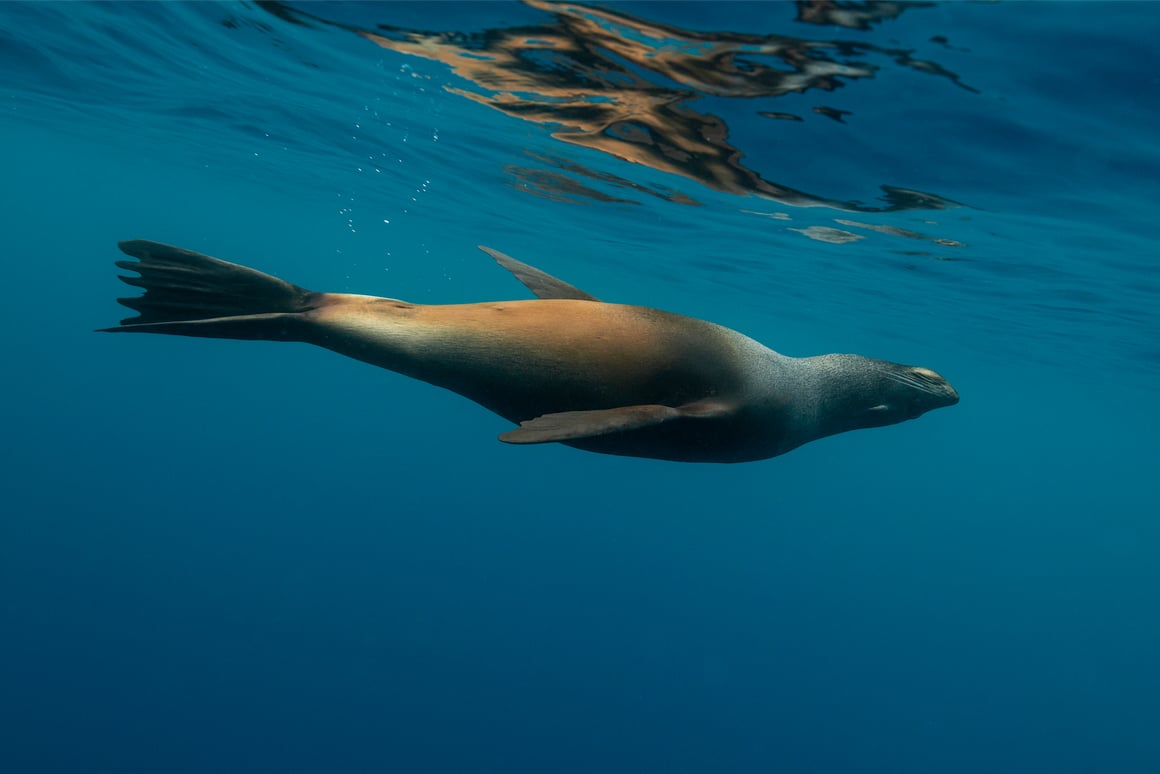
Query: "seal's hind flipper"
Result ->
[[499, 400, 731, 444], [98, 240, 315, 340], [477, 245, 598, 301]]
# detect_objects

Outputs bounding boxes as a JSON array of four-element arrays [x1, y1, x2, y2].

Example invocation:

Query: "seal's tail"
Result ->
[[98, 240, 316, 340]]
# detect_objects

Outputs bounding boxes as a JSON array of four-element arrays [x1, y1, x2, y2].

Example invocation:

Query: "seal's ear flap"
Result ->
[[477, 245, 598, 301], [500, 400, 732, 444]]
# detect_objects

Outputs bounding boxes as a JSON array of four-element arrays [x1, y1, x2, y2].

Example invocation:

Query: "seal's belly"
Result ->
[[307, 297, 748, 422]]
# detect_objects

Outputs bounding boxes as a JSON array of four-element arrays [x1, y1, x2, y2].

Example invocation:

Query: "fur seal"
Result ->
[[100, 240, 958, 463]]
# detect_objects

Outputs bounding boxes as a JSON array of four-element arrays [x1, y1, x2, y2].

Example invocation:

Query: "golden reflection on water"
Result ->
[[264, 0, 973, 226]]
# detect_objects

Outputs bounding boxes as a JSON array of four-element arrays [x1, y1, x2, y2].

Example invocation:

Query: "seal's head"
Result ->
[[807, 354, 959, 440], [860, 360, 959, 426]]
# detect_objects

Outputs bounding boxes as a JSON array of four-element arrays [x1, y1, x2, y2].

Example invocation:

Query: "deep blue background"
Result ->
[[1, 3, 1158, 772]]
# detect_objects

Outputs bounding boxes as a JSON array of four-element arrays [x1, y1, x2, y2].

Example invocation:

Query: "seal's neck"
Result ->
[[793, 354, 898, 443]]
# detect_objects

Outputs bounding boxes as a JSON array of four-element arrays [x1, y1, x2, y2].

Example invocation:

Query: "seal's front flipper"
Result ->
[[500, 400, 732, 444], [477, 245, 598, 301]]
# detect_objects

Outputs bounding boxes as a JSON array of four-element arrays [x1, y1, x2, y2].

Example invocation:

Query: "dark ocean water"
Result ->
[[2, 2, 1158, 772]]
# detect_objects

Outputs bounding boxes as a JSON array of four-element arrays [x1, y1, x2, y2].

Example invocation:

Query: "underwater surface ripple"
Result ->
[[4, 1, 1158, 376]]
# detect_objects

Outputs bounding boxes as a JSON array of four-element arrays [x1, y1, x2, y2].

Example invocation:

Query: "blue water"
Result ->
[[2, 2, 1158, 771]]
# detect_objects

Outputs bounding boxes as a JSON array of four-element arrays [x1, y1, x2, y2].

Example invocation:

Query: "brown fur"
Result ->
[[304, 295, 757, 425]]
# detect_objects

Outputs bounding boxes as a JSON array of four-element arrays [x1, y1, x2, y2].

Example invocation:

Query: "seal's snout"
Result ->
[[891, 366, 958, 417], [908, 367, 958, 404]]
